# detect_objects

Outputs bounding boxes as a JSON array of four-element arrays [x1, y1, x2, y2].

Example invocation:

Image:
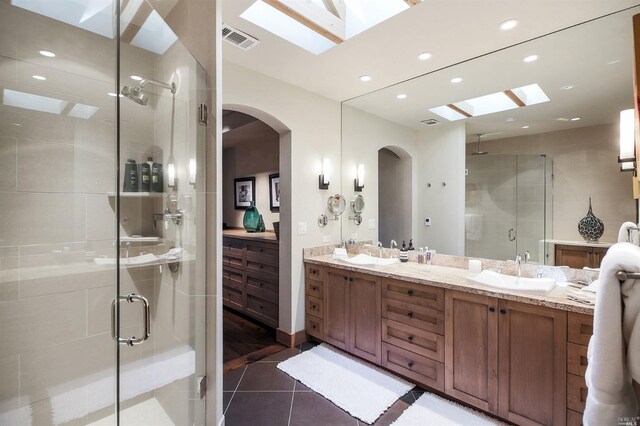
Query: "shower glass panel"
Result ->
[[0, 1, 207, 424], [465, 154, 551, 264]]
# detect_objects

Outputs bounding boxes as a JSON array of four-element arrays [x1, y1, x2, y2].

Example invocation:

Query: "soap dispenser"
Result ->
[[399, 241, 409, 263], [408, 239, 415, 250]]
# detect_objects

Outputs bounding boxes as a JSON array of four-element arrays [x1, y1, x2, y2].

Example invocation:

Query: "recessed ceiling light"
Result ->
[[560, 85, 575, 90], [417, 52, 432, 61], [499, 19, 519, 31], [607, 59, 621, 65], [556, 118, 569, 121], [12, 123, 22, 127], [522, 125, 531, 129], [570, 117, 581, 121], [359, 75, 372, 82], [131, 75, 143, 81], [32, 75, 46, 81], [396, 94, 407, 99], [450, 77, 463, 84], [523, 55, 539, 63], [505, 117, 516, 122], [39, 50, 56, 57]]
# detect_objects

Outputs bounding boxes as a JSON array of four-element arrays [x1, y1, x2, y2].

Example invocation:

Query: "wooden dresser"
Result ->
[[223, 231, 279, 328], [553, 243, 610, 269]]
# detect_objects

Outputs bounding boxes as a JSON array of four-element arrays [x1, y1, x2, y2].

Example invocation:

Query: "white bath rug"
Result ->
[[277, 343, 414, 424], [391, 392, 507, 426]]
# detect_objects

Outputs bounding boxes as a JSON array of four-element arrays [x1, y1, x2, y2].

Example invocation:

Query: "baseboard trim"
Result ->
[[276, 328, 307, 347]]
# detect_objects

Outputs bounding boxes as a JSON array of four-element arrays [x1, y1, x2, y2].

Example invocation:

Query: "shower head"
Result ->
[[471, 134, 488, 155], [120, 78, 176, 106]]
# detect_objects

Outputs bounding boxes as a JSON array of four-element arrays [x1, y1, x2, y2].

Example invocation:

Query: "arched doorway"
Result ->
[[378, 146, 412, 246]]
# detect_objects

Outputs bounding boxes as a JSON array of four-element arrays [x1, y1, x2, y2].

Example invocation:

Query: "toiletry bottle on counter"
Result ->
[[417, 248, 424, 264], [138, 157, 151, 192], [151, 160, 163, 192], [400, 241, 409, 263], [123, 159, 138, 192], [408, 239, 414, 250], [426, 250, 434, 265]]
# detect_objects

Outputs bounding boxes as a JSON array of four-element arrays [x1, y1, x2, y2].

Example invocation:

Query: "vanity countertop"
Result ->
[[304, 254, 594, 315], [546, 239, 614, 248], [223, 229, 278, 243]]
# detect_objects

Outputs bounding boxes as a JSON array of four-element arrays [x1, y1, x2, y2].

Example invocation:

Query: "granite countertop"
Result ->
[[223, 229, 278, 242], [304, 254, 594, 315]]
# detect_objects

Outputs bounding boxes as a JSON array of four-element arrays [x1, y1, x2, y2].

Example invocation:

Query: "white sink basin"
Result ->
[[468, 270, 556, 294], [342, 254, 399, 267]]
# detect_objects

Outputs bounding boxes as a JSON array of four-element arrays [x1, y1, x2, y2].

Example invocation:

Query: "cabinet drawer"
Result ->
[[306, 315, 324, 340], [246, 259, 278, 277], [383, 278, 444, 312], [306, 279, 324, 299], [382, 318, 444, 363], [246, 249, 278, 266], [246, 275, 278, 303], [567, 373, 588, 413], [223, 237, 244, 250], [567, 342, 589, 377], [223, 268, 243, 291], [222, 285, 243, 311], [568, 313, 593, 346], [305, 263, 324, 281], [246, 294, 278, 327], [223, 255, 243, 269], [567, 409, 583, 426], [382, 342, 444, 392], [246, 241, 278, 256], [383, 299, 445, 335], [306, 296, 323, 318]]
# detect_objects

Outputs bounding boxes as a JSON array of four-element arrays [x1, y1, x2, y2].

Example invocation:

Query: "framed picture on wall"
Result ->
[[234, 176, 255, 209], [269, 173, 280, 212]]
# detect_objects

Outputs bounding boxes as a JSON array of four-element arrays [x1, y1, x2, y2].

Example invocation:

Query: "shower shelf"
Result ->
[[107, 192, 164, 198]]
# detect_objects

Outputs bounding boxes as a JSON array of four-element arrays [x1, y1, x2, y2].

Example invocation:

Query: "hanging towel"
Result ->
[[617, 222, 640, 245], [465, 213, 483, 241], [584, 242, 640, 425]]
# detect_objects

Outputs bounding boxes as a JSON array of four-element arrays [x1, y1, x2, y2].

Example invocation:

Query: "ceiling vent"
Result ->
[[222, 24, 259, 51], [421, 118, 440, 126]]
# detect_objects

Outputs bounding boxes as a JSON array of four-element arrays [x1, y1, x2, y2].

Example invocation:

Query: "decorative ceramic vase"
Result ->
[[578, 197, 604, 243], [243, 201, 260, 232], [273, 222, 280, 240], [257, 215, 266, 232]]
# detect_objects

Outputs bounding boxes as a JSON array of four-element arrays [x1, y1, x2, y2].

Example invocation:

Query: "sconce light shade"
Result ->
[[319, 158, 331, 190], [167, 163, 176, 187], [189, 158, 196, 185], [619, 108, 636, 172], [354, 163, 365, 192]]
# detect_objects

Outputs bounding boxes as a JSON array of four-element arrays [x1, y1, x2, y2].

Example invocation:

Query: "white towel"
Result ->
[[465, 213, 483, 241], [584, 243, 640, 425], [618, 222, 640, 245]]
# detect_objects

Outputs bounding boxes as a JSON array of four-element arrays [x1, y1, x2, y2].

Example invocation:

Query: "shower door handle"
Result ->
[[111, 293, 151, 346], [508, 228, 516, 242]]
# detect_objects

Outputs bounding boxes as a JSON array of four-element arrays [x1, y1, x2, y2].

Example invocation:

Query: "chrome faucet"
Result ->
[[377, 241, 383, 257], [390, 240, 397, 249], [524, 250, 531, 264], [515, 254, 522, 277]]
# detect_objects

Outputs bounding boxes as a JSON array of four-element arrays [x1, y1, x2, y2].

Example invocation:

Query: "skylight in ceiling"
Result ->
[[429, 84, 550, 121], [3, 89, 68, 115], [345, 0, 409, 39], [131, 10, 178, 55]]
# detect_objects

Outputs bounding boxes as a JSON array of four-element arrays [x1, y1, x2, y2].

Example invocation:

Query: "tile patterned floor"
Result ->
[[223, 342, 425, 426]]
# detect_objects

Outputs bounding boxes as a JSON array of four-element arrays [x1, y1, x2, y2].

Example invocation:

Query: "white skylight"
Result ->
[[429, 84, 550, 121], [3, 89, 68, 115], [344, 0, 409, 39], [130, 9, 178, 55], [67, 103, 100, 120]]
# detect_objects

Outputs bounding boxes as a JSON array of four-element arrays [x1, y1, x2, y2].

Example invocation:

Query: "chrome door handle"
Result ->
[[111, 293, 150, 347]]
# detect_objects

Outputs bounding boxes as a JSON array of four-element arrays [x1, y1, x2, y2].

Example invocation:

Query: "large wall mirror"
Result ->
[[341, 6, 638, 265]]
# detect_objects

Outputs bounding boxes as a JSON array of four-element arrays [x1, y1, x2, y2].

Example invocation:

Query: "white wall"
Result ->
[[223, 60, 342, 334], [415, 123, 466, 256]]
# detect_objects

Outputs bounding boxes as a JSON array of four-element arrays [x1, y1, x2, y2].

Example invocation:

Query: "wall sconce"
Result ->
[[189, 158, 196, 185], [167, 162, 176, 187], [354, 163, 364, 192], [619, 108, 636, 172], [319, 158, 331, 190]]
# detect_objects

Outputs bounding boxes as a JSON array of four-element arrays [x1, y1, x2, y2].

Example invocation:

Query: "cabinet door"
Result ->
[[349, 271, 381, 364], [590, 247, 608, 268], [445, 291, 498, 414], [498, 300, 567, 426], [324, 268, 349, 350], [554, 245, 591, 268]]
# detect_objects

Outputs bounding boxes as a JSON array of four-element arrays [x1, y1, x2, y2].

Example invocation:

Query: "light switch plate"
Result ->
[[297, 222, 307, 235], [368, 219, 375, 230], [323, 235, 331, 243]]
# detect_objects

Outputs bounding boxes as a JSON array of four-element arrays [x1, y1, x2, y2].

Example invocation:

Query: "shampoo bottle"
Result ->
[[138, 157, 151, 192], [151, 161, 164, 192], [400, 240, 409, 263], [123, 159, 138, 192]]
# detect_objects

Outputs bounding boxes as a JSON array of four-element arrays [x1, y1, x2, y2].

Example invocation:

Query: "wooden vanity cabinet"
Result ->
[[555, 244, 608, 269], [445, 291, 567, 426], [566, 313, 593, 426]]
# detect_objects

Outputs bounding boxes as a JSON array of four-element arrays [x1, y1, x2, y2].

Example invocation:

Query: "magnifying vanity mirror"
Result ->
[[319, 194, 347, 227], [340, 6, 638, 266], [350, 194, 365, 225]]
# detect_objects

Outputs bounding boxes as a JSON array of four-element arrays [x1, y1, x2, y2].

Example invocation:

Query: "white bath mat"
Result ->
[[277, 343, 414, 424], [391, 393, 507, 426]]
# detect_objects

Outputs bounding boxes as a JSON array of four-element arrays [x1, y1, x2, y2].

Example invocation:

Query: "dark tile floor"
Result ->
[[223, 342, 425, 426]]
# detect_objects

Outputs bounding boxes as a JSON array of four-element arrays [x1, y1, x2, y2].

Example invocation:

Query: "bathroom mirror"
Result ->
[[327, 194, 347, 217], [341, 6, 638, 264], [351, 195, 365, 214]]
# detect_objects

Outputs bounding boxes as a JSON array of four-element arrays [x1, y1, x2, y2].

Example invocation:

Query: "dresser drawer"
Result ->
[[223, 255, 243, 270], [246, 248, 278, 266], [223, 237, 244, 250], [306, 315, 324, 340], [383, 299, 445, 335], [246, 294, 278, 327], [306, 296, 323, 318], [223, 268, 244, 291], [223, 285, 243, 311], [567, 342, 589, 377], [306, 278, 324, 299], [246, 241, 278, 255], [382, 318, 444, 363], [383, 278, 444, 312], [382, 342, 444, 392], [567, 409, 583, 426], [568, 313, 593, 346], [246, 275, 278, 303], [567, 373, 588, 413], [305, 263, 325, 281], [246, 258, 279, 277]]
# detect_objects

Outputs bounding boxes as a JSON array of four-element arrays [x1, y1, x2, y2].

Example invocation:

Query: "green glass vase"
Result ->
[[243, 201, 260, 232]]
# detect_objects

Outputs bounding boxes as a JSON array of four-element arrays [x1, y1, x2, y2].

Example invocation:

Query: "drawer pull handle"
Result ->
[[407, 361, 414, 368], [499, 309, 506, 315], [260, 265, 264, 269], [581, 356, 588, 366], [311, 286, 318, 291], [259, 283, 263, 287], [260, 249, 264, 252], [408, 336, 414, 342], [407, 290, 414, 296], [311, 304, 317, 309], [312, 324, 317, 329], [259, 305, 263, 309], [489, 307, 495, 313], [349, 277, 353, 282], [312, 269, 318, 274], [344, 276, 348, 280], [407, 312, 414, 318]]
